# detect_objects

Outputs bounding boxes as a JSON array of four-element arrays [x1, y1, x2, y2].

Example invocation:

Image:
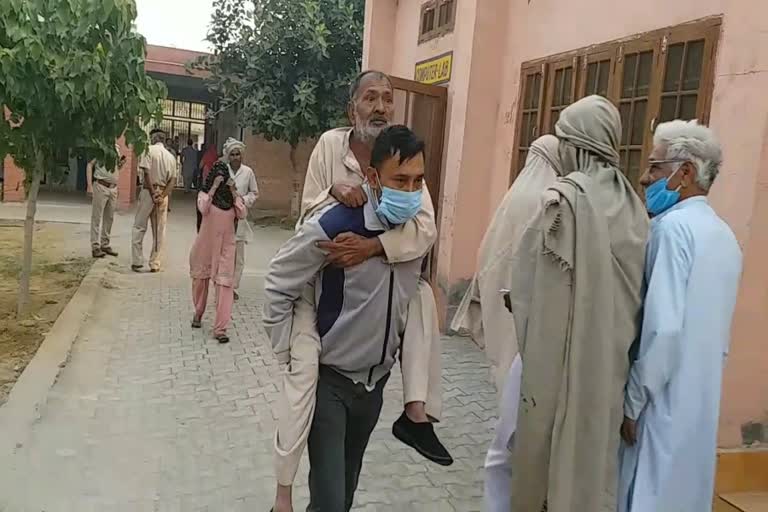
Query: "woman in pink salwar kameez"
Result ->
[[189, 161, 246, 343]]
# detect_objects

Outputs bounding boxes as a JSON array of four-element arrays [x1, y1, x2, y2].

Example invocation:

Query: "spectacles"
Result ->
[[646, 158, 688, 175], [647, 158, 688, 166]]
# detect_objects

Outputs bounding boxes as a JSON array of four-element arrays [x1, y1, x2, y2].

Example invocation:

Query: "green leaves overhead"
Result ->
[[0, 0, 166, 181], [201, 0, 364, 147]]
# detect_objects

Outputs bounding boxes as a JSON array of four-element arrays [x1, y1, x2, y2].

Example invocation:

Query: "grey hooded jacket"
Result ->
[[262, 186, 424, 386]]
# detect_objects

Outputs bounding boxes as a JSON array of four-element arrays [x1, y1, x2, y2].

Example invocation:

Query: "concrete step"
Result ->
[[717, 492, 768, 512]]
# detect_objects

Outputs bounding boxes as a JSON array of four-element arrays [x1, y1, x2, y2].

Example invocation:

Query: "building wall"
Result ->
[[117, 137, 138, 211], [365, 0, 506, 315], [364, 0, 768, 448], [241, 131, 315, 218], [2, 156, 25, 202]]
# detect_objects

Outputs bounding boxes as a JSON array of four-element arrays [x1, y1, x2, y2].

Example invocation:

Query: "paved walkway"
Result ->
[[0, 194, 496, 512]]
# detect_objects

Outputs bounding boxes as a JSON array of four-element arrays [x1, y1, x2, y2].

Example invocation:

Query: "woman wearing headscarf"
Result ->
[[189, 161, 246, 344], [453, 134, 563, 391], [222, 137, 259, 300], [451, 136, 563, 512], [506, 96, 649, 512]]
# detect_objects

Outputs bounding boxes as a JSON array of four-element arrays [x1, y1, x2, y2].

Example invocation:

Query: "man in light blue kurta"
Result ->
[[618, 120, 743, 512]]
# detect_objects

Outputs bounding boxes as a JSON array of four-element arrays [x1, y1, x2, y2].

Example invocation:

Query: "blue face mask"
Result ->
[[372, 175, 422, 225], [645, 174, 681, 216]]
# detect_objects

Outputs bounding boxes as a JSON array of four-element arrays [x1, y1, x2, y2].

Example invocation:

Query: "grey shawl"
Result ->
[[508, 96, 649, 512], [450, 135, 562, 392]]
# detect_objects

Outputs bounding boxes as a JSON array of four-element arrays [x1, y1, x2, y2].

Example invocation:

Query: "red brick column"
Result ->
[[116, 137, 138, 211], [2, 155, 25, 202]]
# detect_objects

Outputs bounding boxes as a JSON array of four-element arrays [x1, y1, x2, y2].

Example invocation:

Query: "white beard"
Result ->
[[355, 119, 389, 145]]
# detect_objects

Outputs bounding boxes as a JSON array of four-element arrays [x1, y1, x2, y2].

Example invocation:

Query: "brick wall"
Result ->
[[2, 155, 25, 202], [116, 137, 138, 210], [241, 132, 315, 219], [3, 137, 139, 208]]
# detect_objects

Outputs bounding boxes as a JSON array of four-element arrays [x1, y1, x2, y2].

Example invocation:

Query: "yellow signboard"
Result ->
[[414, 52, 453, 85]]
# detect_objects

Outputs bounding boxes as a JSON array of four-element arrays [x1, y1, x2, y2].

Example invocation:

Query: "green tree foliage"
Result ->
[[201, 0, 365, 146], [0, 0, 166, 316]]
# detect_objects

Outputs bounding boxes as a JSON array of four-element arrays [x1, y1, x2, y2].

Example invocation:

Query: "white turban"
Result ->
[[222, 137, 246, 160]]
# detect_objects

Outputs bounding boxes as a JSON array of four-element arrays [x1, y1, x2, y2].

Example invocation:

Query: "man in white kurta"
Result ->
[[619, 120, 742, 512], [222, 137, 259, 297]]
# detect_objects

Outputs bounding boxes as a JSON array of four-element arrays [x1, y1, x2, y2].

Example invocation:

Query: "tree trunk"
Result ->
[[17, 154, 42, 318], [289, 144, 301, 220]]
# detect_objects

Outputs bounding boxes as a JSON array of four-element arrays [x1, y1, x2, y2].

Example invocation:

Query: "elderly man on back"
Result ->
[[267, 70, 450, 512], [618, 120, 742, 512]]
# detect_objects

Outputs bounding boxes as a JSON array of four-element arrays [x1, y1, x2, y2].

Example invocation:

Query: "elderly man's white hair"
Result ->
[[654, 119, 722, 191]]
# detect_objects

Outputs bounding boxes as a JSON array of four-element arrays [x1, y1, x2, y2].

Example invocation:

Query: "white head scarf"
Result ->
[[222, 137, 246, 161], [451, 135, 562, 391]]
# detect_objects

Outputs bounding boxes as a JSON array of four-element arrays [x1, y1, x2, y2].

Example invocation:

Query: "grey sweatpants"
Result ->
[[307, 366, 389, 512]]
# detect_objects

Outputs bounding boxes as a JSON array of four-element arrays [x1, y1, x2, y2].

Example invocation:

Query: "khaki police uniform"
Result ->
[[132, 143, 177, 271], [90, 145, 122, 251]]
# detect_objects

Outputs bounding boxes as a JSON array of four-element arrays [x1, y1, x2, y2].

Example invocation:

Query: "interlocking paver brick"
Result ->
[[0, 204, 495, 511]]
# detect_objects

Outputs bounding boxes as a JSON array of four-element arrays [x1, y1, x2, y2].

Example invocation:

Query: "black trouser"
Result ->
[[307, 366, 389, 512]]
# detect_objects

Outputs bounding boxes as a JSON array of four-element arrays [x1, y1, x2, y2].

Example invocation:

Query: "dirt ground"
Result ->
[[0, 220, 92, 405]]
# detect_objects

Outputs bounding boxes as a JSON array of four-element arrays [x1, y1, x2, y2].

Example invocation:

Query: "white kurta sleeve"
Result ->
[[483, 354, 523, 512], [624, 219, 692, 420], [301, 137, 331, 216], [242, 168, 260, 208]]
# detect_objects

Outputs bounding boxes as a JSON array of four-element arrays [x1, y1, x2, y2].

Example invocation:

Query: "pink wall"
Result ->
[[365, 0, 768, 447], [364, 0, 505, 310], [2, 156, 25, 202]]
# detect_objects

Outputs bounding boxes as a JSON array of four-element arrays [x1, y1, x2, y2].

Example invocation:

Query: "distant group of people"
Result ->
[[86, 126, 259, 344], [189, 136, 259, 343], [86, 69, 743, 512], [87, 130, 181, 265]]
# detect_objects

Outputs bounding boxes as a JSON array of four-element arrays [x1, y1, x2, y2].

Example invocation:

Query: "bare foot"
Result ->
[[274, 484, 294, 512], [404, 401, 429, 423]]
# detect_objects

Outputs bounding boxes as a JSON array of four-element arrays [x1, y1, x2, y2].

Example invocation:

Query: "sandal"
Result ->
[[191, 318, 202, 329], [216, 334, 230, 344]]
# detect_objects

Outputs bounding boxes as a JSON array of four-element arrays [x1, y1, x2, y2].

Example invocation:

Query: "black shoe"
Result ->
[[101, 246, 118, 257], [216, 335, 230, 344], [131, 265, 143, 272], [234, 291, 239, 301], [191, 317, 202, 329], [392, 412, 453, 466]]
